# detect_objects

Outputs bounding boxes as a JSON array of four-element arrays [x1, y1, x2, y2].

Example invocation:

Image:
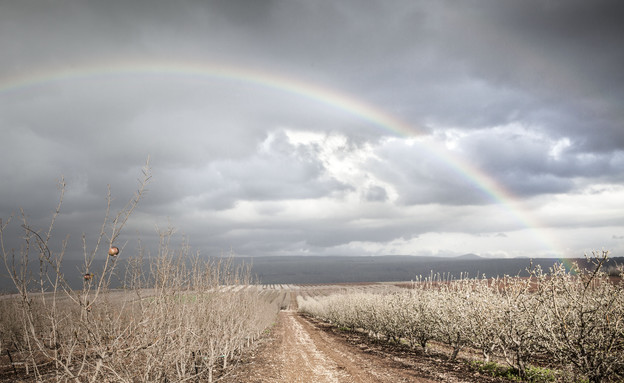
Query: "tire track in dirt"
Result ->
[[279, 311, 346, 382], [293, 312, 436, 383]]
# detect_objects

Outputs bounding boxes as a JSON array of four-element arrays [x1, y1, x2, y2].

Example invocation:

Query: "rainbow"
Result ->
[[558, 257, 579, 273], [0, 58, 564, 257]]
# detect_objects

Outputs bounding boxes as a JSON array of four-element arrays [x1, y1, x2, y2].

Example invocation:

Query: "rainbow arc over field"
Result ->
[[0, 58, 564, 258]]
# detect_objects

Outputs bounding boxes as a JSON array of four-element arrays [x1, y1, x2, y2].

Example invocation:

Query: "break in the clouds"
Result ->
[[1, 0, 623, 260]]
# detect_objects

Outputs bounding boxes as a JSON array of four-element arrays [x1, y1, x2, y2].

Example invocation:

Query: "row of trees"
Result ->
[[0, 162, 279, 382], [299, 252, 624, 382]]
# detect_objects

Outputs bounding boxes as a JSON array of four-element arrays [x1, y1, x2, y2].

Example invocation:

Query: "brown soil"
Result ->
[[223, 310, 511, 383]]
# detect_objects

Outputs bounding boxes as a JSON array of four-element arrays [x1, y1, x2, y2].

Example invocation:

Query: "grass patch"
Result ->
[[469, 361, 557, 382]]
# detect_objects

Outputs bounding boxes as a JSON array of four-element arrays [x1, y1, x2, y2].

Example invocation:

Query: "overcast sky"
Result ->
[[1, 0, 623, 261]]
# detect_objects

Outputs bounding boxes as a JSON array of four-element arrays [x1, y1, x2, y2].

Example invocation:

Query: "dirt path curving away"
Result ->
[[223, 309, 438, 383]]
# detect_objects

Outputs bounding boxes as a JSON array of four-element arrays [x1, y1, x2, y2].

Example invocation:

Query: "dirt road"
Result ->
[[224, 310, 432, 383], [223, 306, 511, 383]]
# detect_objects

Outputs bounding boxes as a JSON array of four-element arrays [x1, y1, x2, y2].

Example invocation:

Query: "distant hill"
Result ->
[[233, 255, 624, 285], [2, 255, 621, 292], [454, 253, 482, 260]]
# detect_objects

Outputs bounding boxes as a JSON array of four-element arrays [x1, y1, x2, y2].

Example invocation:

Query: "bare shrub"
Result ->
[[0, 161, 279, 382]]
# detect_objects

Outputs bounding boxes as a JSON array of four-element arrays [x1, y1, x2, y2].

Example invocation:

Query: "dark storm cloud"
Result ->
[[317, 1, 624, 156]]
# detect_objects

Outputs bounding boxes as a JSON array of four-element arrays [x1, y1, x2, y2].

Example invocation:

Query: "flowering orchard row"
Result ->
[[299, 252, 623, 383]]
